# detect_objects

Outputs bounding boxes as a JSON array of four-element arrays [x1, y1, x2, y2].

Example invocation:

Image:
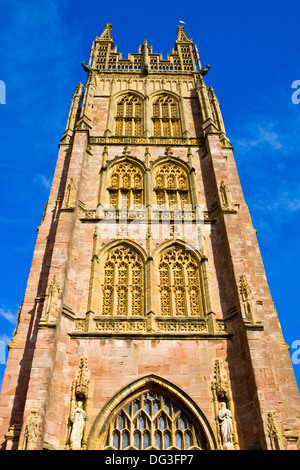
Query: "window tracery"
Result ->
[[158, 246, 202, 316], [115, 94, 142, 136], [107, 162, 143, 210], [153, 163, 190, 210], [103, 390, 203, 450], [152, 94, 181, 137], [101, 245, 144, 316]]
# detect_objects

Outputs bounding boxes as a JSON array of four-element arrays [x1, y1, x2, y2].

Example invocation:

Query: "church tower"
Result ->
[[0, 24, 299, 451]]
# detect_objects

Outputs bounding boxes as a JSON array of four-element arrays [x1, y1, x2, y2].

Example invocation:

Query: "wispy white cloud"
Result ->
[[229, 87, 300, 241], [0, 334, 13, 346], [235, 123, 283, 152], [0, 308, 18, 326], [33, 174, 51, 190]]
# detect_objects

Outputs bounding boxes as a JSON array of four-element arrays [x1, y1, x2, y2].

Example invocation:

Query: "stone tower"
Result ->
[[0, 24, 299, 451]]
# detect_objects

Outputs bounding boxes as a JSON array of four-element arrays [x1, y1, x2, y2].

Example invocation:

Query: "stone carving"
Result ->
[[220, 180, 230, 209], [115, 95, 142, 137], [101, 245, 144, 316], [240, 275, 254, 322], [218, 402, 234, 448], [200, 64, 211, 77], [69, 400, 87, 450], [266, 411, 283, 450], [95, 320, 146, 333], [22, 411, 41, 450], [41, 274, 60, 325], [153, 162, 189, 210], [157, 320, 207, 332], [108, 161, 143, 210], [81, 61, 92, 73], [152, 95, 180, 138], [64, 178, 77, 208], [67, 357, 90, 450], [158, 246, 202, 317], [211, 360, 238, 449]]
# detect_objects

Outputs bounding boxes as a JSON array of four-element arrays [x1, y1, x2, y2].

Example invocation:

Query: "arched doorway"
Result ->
[[87, 375, 216, 450]]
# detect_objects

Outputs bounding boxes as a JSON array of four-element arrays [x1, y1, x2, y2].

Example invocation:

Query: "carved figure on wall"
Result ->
[[218, 402, 234, 447], [22, 411, 41, 450], [43, 274, 60, 325], [65, 178, 77, 208], [69, 400, 87, 450]]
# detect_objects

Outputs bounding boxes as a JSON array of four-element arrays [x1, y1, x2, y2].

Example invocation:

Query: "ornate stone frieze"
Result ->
[[89, 136, 205, 146], [72, 316, 228, 338]]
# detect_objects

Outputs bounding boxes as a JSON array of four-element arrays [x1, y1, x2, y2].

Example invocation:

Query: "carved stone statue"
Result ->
[[23, 411, 41, 450], [218, 402, 234, 448], [69, 400, 87, 450]]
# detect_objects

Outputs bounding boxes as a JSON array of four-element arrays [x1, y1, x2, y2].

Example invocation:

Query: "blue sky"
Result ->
[[0, 0, 300, 390]]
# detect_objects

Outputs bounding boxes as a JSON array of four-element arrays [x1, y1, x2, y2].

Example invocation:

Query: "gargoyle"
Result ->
[[81, 61, 92, 73], [200, 64, 211, 76]]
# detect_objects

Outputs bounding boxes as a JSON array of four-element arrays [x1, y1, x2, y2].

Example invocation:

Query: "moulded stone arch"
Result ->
[[110, 90, 145, 137], [149, 91, 183, 138], [149, 89, 181, 103], [96, 239, 148, 265], [87, 240, 148, 317], [106, 154, 147, 174], [98, 155, 147, 210], [153, 239, 205, 265], [86, 375, 217, 450], [153, 241, 209, 317], [113, 89, 146, 102], [150, 157, 196, 209], [151, 154, 192, 174]]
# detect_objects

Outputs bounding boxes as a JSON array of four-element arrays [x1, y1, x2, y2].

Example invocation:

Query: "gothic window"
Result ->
[[152, 94, 181, 137], [158, 246, 202, 316], [107, 162, 143, 210], [115, 94, 143, 136], [101, 245, 144, 316], [103, 390, 203, 450], [153, 163, 190, 210]]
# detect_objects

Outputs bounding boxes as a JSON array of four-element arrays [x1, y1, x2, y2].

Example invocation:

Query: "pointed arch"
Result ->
[[113, 92, 144, 136], [151, 158, 192, 209], [87, 375, 217, 450], [99, 241, 146, 317], [150, 92, 182, 137], [153, 241, 208, 317], [105, 158, 145, 210]]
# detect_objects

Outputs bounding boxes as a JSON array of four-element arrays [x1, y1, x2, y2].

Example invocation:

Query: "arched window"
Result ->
[[103, 389, 204, 450], [152, 94, 181, 137], [101, 245, 144, 316], [153, 163, 190, 210], [107, 162, 143, 210], [115, 94, 142, 136], [158, 246, 203, 316]]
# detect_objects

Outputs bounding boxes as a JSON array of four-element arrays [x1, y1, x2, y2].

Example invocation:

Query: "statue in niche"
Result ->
[[69, 400, 87, 450], [22, 411, 41, 450], [218, 402, 234, 448], [65, 178, 77, 208]]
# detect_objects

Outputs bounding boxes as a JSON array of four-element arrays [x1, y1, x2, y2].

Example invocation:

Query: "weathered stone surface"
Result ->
[[0, 24, 299, 451]]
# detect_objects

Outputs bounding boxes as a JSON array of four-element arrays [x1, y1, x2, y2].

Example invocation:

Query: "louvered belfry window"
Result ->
[[152, 94, 181, 137], [115, 94, 142, 136]]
